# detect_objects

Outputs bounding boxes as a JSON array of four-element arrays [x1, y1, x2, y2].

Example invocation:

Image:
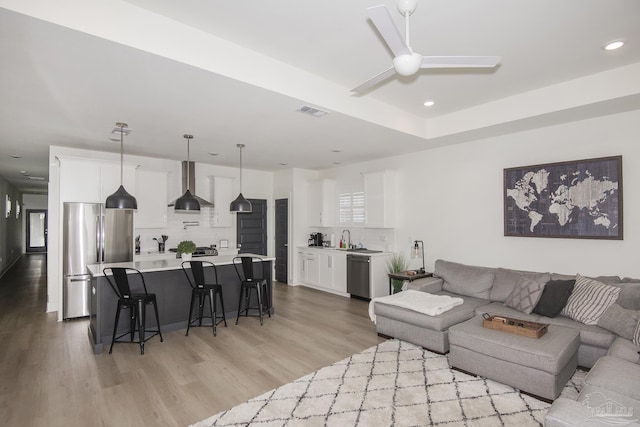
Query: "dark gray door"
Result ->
[[237, 199, 267, 255], [275, 199, 288, 283], [26, 209, 47, 253]]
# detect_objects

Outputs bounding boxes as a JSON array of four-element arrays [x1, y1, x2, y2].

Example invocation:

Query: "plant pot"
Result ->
[[181, 253, 193, 261]]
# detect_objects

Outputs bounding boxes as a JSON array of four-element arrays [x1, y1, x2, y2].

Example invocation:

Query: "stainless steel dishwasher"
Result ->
[[347, 254, 370, 299]]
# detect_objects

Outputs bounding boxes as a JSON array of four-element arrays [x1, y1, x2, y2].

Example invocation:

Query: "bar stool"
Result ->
[[181, 260, 227, 336], [103, 267, 163, 355], [233, 256, 271, 326]]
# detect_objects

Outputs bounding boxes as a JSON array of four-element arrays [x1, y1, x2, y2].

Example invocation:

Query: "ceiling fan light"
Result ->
[[230, 193, 252, 212], [393, 52, 422, 76], [175, 189, 201, 212], [105, 185, 138, 210]]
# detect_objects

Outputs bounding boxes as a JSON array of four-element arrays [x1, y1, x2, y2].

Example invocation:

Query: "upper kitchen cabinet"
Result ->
[[210, 176, 234, 227], [307, 179, 336, 227], [135, 169, 169, 228], [58, 156, 136, 203], [363, 170, 396, 228]]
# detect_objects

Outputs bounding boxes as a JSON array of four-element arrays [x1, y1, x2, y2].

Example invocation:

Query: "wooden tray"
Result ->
[[482, 314, 548, 338]]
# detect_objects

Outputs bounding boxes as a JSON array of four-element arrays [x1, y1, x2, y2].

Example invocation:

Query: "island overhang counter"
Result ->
[[87, 254, 274, 353]]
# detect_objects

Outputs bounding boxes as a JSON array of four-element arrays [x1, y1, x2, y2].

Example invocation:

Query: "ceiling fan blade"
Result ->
[[367, 5, 411, 57], [351, 67, 396, 93], [420, 56, 501, 68]]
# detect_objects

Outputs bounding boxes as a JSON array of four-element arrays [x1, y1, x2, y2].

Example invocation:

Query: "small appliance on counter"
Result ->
[[309, 232, 323, 247]]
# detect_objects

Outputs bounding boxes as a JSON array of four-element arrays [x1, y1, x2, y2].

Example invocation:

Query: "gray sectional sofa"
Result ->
[[373, 259, 640, 423]]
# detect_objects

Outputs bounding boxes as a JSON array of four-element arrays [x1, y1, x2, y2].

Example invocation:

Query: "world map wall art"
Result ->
[[504, 155, 622, 240]]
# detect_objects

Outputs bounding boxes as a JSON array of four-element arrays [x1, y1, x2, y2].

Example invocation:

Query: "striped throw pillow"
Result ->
[[561, 274, 621, 325], [634, 320, 640, 346]]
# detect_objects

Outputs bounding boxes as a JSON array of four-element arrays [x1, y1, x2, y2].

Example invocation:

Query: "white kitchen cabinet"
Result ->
[[297, 250, 320, 287], [58, 156, 136, 203], [135, 169, 169, 228], [307, 179, 336, 227], [319, 251, 347, 293], [210, 176, 234, 227], [363, 170, 395, 228]]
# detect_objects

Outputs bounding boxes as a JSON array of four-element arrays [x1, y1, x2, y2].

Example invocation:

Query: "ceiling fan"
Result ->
[[352, 0, 501, 93]]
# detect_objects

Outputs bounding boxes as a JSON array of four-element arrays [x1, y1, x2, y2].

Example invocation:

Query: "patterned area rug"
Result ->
[[191, 340, 585, 427]]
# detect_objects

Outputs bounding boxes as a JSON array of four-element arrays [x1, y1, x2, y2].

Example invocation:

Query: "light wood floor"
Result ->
[[0, 254, 384, 427]]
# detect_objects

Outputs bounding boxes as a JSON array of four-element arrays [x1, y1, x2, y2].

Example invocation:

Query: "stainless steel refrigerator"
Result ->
[[63, 202, 133, 319]]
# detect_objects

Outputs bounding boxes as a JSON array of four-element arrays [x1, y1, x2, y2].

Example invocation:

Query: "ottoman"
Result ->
[[449, 315, 580, 401]]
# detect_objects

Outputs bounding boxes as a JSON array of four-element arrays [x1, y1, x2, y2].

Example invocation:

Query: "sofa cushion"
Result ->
[[597, 304, 640, 340], [374, 291, 489, 332], [584, 356, 640, 401], [503, 276, 546, 314], [532, 279, 575, 318], [435, 259, 495, 299], [490, 268, 550, 303], [616, 282, 640, 310], [608, 337, 640, 364], [540, 315, 617, 348], [562, 275, 621, 325]]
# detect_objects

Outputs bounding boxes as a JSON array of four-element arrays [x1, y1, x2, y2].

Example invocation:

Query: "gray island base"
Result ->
[[87, 254, 274, 353]]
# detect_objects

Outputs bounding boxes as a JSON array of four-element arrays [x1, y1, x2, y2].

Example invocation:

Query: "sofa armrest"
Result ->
[[406, 277, 443, 293], [545, 398, 640, 427]]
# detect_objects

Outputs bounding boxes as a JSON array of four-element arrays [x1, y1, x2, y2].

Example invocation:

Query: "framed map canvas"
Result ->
[[504, 156, 622, 239]]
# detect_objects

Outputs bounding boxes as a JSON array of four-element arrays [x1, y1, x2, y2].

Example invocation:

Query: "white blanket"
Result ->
[[368, 290, 464, 324]]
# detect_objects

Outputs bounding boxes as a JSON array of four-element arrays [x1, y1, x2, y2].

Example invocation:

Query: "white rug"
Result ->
[[191, 340, 586, 427]]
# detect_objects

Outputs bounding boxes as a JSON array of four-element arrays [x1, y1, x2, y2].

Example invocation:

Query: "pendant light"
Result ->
[[230, 143, 252, 213], [174, 134, 200, 212], [105, 122, 137, 210]]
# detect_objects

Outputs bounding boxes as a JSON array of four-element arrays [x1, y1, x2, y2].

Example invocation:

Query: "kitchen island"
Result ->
[[86, 254, 274, 353]]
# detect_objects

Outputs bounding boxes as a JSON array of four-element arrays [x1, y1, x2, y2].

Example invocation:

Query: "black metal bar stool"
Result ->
[[233, 256, 271, 326], [103, 267, 163, 355], [181, 260, 227, 336]]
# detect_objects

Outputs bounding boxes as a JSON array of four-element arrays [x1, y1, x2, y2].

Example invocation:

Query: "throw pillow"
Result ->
[[504, 276, 546, 314], [597, 304, 640, 340], [562, 274, 622, 325], [532, 279, 576, 318], [634, 320, 640, 346]]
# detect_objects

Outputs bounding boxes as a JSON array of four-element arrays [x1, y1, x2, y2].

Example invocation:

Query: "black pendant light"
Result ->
[[174, 134, 201, 212], [230, 143, 252, 213], [105, 122, 137, 210]]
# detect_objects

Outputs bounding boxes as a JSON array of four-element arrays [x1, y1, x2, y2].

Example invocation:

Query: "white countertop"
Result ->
[[87, 253, 275, 276], [297, 246, 391, 257]]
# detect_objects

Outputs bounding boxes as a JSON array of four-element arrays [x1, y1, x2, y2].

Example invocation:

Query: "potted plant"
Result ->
[[177, 240, 196, 261], [386, 252, 409, 294]]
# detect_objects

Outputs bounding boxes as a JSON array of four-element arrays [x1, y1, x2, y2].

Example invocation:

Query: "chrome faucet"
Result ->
[[342, 229, 351, 249]]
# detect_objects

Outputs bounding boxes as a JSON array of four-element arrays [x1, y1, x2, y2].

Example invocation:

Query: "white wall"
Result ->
[[320, 109, 640, 278]]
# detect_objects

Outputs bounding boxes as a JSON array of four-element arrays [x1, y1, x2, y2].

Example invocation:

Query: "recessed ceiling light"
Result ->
[[279, 163, 288, 166], [332, 161, 341, 165], [208, 152, 219, 156], [27, 176, 46, 181], [603, 40, 625, 51], [423, 100, 435, 107], [20, 170, 28, 175], [331, 149, 341, 153], [9, 154, 22, 159]]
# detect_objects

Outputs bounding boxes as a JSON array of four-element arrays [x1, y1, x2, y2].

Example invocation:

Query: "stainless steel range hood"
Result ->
[[168, 161, 213, 207]]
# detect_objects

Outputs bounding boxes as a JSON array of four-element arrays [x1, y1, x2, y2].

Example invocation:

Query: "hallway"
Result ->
[[0, 254, 381, 426]]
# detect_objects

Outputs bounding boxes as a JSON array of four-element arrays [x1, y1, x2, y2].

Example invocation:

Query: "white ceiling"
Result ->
[[1, 0, 639, 194]]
